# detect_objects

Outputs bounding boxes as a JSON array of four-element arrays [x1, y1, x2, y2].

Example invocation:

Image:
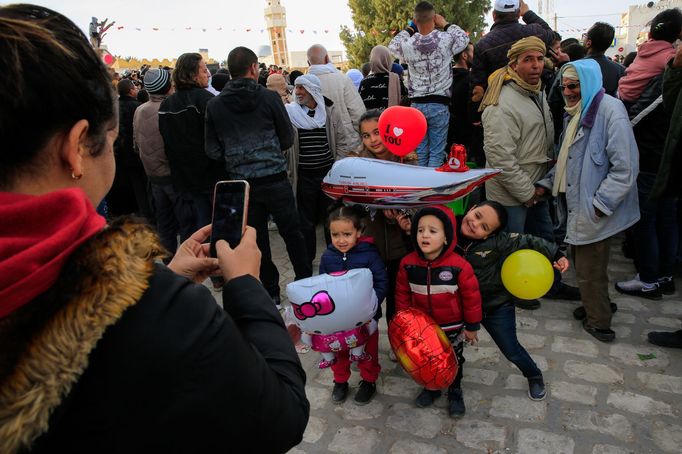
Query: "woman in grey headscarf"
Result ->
[[358, 45, 405, 109]]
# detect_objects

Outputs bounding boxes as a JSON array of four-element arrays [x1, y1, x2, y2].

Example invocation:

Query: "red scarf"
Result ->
[[0, 189, 106, 318]]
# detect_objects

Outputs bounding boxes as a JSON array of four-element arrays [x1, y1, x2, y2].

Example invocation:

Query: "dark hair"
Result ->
[[361, 62, 371, 78], [552, 31, 563, 43], [473, 200, 508, 233], [586, 22, 616, 53], [623, 51, 637, 68], [560, 37, 580, 50], [358, 109, 382, 132], [327, 202, 365, 231], [211, 73, 230, 92], [172, 52, 203, 90], [454, 43, 473, 62], [0, 4, 116, 188], [650, 8, 682, 42], [117, 78, 135, 96], [289, 69, 304, 84], [136, 88, 149, 103], [227, 46, 258, 78], [495, 10, 519, 23], [414, 1, 435, 23], [564, 43, 587, 61]]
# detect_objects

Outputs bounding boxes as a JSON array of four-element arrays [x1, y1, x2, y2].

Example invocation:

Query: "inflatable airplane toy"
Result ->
[[322, 157, 500, 209]]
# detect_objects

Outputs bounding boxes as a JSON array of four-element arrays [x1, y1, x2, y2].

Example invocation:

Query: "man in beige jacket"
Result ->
[[480, 36, 580, 306], [307, 44, 366, 150]]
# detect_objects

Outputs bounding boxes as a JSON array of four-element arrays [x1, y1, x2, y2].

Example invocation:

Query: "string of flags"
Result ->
[[112, 25, 335, 34]]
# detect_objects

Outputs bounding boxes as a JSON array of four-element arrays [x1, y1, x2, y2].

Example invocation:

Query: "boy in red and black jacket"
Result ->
[[395, 205, 482, 418]]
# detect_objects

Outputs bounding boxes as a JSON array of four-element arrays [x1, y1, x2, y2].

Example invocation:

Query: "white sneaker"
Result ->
[[615, 274, 661, 300]]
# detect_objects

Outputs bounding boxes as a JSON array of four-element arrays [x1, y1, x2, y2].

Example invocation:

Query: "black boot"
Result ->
[[648, 329, 682, 348], [447, 388, 466, 418], [354, 380, 376, 405], [332, 381, 349, 404], [415, 388, 441, 408]]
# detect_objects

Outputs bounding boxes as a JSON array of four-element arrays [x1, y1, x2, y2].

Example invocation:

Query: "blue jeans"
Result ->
[[482, 302, 542, 378], [150, 182, 189, 254], [248, 176, 312, 299], [634, 172, 679, 283], [505, 200, 564, 293], [412, 102, 450, 167]]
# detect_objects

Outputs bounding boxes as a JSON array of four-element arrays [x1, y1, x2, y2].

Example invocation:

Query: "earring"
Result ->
[[71, 172, 83, 180]]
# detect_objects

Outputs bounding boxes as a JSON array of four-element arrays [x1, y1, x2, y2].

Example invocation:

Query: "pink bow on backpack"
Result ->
[[292, 291, 336, 320]]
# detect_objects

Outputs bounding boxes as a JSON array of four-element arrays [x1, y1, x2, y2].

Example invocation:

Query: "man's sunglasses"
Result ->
[[560, 82, 581, 90]]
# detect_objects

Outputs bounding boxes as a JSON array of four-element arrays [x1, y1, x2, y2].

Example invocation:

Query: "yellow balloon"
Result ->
[[501, 249, 554, 300]]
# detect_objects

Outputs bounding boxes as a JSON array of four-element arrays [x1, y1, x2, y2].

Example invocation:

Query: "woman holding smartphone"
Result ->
[[0, 5, 308, 452]]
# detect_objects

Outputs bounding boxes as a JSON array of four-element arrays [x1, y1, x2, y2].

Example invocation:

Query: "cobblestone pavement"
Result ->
[[254, 228, 682, 453]]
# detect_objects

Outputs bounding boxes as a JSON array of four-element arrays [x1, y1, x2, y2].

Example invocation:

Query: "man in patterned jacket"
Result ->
[[389, 1, 469, 168]]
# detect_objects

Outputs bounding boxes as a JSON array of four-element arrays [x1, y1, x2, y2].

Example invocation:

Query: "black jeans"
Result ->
[[297, 169, 332, 266], [248, 176, 312, 299]]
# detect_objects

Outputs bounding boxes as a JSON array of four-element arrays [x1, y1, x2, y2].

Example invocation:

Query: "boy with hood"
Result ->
[[395, 205, 482, 418], [205, 46, 312, 308]]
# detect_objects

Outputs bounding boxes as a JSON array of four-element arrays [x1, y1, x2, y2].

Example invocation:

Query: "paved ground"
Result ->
[[221, 227, 682, 453]]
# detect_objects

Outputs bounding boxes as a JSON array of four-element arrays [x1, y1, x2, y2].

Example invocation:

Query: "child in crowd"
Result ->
[[319, 204, 388, 405], [350, 109, 417, 324], [395, 205, 482, 418], [457, 200, 573, 401]]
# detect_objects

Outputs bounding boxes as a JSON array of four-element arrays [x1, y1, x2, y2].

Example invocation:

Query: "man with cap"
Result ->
[[205, 46, 311, 308], [133, 68, 186, 255], [388, 1, 469, 167], [471, 0, 555, 103], [480, 36, 580, 308], [285, 74, 349, 265]]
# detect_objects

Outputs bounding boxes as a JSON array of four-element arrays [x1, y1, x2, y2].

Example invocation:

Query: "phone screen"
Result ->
[[210, 180, 249, 257]]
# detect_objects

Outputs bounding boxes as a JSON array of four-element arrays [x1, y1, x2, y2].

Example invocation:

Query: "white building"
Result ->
[[613, 0, 682, 58]]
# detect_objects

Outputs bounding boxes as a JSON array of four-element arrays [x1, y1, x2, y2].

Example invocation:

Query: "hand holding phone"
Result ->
[[216, 226, 262, 281], [210, 180, 250, 258]]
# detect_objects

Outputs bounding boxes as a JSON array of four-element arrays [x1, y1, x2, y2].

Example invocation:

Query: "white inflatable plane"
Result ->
[[322, 157, 500, 209]]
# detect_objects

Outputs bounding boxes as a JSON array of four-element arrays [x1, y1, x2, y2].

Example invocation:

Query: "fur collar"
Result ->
[[0, 219, 163, 452]]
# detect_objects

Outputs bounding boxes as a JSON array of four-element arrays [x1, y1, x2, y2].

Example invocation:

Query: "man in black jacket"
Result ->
[[159, 53, 227, 236], [583, 22, 625, 97], [471, 0, 554, 100], [108, 78, 152, 219], [206, 46, 312, 307]]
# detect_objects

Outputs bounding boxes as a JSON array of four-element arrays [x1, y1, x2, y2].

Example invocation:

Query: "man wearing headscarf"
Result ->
[[481, 36, 580, 308], [358, 45, 406, 110], [285, 74, 349, 266], [536, 59, 640, 342]]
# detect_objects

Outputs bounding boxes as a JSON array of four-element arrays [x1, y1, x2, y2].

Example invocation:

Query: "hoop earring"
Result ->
[[71, 172, 83, 180]]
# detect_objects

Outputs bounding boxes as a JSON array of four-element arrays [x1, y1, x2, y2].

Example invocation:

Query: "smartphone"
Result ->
[[209, 180, 250, 258]]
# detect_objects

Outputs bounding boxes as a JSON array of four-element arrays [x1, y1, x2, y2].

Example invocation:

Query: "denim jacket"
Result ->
[[537, 91, 640, 245]]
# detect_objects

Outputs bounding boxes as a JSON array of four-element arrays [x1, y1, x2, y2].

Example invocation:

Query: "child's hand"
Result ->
[[553, 256, 570, 273], [463, 329, 478, 345]]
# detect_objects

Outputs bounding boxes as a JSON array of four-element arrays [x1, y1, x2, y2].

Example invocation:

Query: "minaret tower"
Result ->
[[264, 0, 290, 68]]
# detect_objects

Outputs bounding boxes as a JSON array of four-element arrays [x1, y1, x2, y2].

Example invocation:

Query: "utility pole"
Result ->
[[554, 13, 558, 31]]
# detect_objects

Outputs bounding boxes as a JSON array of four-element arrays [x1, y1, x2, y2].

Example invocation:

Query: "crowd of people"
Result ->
[[2, 0, 682, 450]]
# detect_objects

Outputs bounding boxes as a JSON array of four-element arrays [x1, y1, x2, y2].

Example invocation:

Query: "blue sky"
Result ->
[[3, 0, 647, 59]]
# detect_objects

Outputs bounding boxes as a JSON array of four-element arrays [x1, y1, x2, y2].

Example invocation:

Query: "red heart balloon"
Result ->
[[378, 106, 427, 158], [388, 308, 457, 390]]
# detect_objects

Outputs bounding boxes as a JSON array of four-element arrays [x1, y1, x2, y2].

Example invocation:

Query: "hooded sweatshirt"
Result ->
[[395, 205, 482, 332], [618, 39, 676, 103], [319, 237, 389, 320], [205, 78, 294, 182]]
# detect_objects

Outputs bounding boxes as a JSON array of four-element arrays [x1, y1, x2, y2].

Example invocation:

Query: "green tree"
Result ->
[[340, 0, 491, 68]]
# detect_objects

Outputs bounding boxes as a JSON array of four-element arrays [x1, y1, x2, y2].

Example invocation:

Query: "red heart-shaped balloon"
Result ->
[[378, 106, 427, 157]]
